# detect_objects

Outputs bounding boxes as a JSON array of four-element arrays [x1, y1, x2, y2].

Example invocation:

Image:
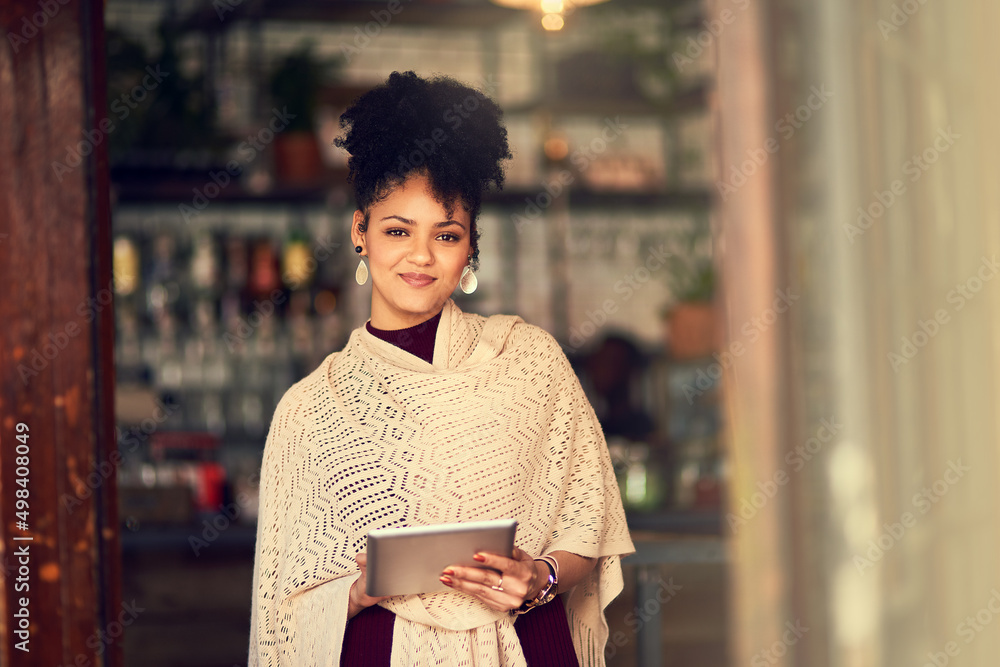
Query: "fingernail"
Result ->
[[473, 553, 486, 562], [442, 568, 454, 575], [440, 576, 452, 585]]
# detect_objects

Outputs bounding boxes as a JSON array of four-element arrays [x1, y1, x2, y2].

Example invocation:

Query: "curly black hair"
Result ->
[[334, 71, 512, 270]]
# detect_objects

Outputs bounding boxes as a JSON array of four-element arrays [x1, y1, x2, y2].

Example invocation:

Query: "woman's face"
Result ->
[[352, 171, 472, 330]]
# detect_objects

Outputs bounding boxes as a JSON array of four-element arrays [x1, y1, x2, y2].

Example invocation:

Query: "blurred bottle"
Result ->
[[146, 234, 181, 321], [609, 437, 664, 512], [113, 235, 141, 298], [190, 232, 220, 296], [248, 239, 281, 299], [282, 228, 315, 291]]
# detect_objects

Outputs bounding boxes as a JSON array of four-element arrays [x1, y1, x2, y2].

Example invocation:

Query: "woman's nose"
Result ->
[[407, 235, 433, 264]]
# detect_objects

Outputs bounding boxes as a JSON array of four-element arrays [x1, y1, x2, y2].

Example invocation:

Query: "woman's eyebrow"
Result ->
[[379, 215, 466, 230]]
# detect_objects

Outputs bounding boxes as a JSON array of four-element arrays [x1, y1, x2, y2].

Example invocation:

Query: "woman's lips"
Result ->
[[400, 273, 435, 287]]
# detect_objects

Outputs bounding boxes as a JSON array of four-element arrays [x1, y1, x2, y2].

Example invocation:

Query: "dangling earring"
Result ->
[[355, 245, 368, 285], [459, 265, 478, 294]]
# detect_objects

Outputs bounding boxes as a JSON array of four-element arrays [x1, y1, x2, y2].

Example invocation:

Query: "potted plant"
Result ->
[[268, 42, 342, 187], [105, 24, 222, 166], [663, 221, 718, 360]]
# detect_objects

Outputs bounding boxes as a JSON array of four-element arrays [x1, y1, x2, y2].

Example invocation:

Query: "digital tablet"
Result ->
[[366, 519, 517, 597]]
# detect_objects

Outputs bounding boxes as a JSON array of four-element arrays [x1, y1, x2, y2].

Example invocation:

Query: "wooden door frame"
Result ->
[[0, 0, 122, 665]]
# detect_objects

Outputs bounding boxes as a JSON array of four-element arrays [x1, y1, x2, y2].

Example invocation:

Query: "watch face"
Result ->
[[538, 574, 558, 604], [533, 572, 557, 606], [513, 570, 558, 615]]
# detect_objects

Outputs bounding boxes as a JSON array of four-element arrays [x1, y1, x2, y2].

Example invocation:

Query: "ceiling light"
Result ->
[[490, 0, 608, 7], [541, 13, 565, 30]]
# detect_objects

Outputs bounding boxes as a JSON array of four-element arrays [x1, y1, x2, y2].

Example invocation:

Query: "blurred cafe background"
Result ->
[[2, 0, 999, 665]]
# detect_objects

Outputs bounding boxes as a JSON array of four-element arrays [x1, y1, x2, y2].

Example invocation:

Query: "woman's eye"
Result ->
[[384, 229, 460, 241]]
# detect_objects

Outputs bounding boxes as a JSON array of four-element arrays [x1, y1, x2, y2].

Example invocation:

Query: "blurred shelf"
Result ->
[[121, 522, 257, 555], [177, 0, 524, 33], [489, 186, 713, 209], [624, 533, 726, 566], [504, 79, 712, 117], [110, 164, 344, 204], [177, 0, 704, 34], [625, 510, 722, 535], [113, 181, 335, 205], [112, 174, 713, 210]]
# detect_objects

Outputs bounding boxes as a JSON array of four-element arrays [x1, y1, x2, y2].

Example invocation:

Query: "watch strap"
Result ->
[[511, 557, 558, 616]]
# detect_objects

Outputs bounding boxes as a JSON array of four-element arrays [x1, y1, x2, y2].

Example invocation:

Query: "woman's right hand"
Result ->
[[348, 552, 390, 620]]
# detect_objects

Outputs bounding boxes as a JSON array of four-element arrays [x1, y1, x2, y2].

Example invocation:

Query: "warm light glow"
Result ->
[[541, 13, 564, 30], [314, 290, 338, 315], [543, 135, 569, 161], [490, 0, 607, 7], [488, 0, 610, 31]]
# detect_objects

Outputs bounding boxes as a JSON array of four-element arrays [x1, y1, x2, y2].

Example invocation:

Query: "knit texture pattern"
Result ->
[[249, 299, 635, 666]]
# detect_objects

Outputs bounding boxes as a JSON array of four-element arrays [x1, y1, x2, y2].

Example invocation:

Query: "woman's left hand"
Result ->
[[440, 547, 542, 612]]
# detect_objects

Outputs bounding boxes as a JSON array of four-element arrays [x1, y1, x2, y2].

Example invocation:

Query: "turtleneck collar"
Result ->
[[365, 310, 442, 365], [354, 299, 524, 373]]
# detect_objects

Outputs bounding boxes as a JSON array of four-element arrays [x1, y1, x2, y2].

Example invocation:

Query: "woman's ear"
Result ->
[[351, 210, 366, 250]]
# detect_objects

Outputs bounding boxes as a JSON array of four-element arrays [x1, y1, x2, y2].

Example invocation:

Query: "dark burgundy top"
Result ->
[[365, 310, 442, 365], [345, 306, 580, 666], [342, 595, 578, 666]]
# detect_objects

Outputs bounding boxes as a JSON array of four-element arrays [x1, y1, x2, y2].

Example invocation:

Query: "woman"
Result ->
[[249, 71, 634, 666]]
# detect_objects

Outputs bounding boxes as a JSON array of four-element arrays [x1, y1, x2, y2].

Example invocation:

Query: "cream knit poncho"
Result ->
[[249, 299, 634, 666]]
